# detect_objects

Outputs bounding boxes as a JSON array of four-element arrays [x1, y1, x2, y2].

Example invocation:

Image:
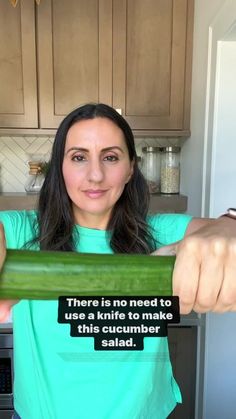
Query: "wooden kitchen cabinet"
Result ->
[[112, 0, 194, 135], [168, 326, 197, 418], [0, 0, 194, 135], [37, 0, 113, 128], [37, 0, 194, 134], [0, 0, 38, 128]]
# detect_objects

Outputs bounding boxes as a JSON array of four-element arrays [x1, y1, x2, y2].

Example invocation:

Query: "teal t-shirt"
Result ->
[[0, 210, 192, 419]]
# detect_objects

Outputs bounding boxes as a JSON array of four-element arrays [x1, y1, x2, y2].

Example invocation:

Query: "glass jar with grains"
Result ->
[[160, 146, 180, 194], [141, 146, 161, 193]]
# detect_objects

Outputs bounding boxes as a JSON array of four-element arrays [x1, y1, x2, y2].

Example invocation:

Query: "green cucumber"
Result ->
[[0, 249, 175, 299]]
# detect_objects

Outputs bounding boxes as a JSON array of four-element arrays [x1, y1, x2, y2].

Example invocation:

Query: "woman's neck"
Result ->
[[73, 208, 111, 230]]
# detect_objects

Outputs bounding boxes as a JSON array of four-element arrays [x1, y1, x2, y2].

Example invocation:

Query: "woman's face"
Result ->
[[62, 117, 134, 229]]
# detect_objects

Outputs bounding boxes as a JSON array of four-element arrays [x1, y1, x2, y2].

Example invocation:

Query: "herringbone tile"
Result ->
[[0, 136, 53, 192]]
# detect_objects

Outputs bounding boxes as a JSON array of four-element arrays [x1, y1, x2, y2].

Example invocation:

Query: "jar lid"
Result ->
[[160, 146, 180, 153], [142, 146, 161, 153]]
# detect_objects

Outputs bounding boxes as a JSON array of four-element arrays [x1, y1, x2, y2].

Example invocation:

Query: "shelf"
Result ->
[[0, 193, 39, 211], [0, 128, 191, 137], [148, 194, 187, 213], [0, 192, 187, 213]]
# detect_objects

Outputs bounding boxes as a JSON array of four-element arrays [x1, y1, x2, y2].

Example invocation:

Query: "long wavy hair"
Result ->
[[35, 103, 156, 253]]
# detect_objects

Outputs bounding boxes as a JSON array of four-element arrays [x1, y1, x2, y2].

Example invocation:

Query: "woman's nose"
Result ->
[[87, 160, 104, 182]]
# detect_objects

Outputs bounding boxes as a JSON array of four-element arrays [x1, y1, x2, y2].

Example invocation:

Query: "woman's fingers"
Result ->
[[0, 223, 6, 269], [210, 238, 236, 312], [172, 237, 200, 314], [0, 223, 19, 322], [0, 300, 18, 322], [152, 218, 236, 315], [151, 242, 179, 256], [173, 223, 236, 314]]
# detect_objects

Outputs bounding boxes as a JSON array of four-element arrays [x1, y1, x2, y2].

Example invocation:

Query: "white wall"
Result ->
[[181, 0, 226, 216], [201, 5, 236, 417], [209, 41, 236, 215], [204, 36, 236, 417]]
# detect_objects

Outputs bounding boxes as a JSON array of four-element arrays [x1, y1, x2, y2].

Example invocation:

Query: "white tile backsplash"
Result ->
[[0, 136, 186, 192], [0, 136, 54, 192]]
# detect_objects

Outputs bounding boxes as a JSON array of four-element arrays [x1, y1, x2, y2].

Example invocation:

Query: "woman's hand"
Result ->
[[0, 223, 18, 322], [153, 217, 236, 315]]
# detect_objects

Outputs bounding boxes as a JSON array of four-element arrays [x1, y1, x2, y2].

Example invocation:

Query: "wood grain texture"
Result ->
[[0, 0, 37, 128], [113, 0, 192, 131], [0, 0, 194, 136], [37, 0, 104, 128]]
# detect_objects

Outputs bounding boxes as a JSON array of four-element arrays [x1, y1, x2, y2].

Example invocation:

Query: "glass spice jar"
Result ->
[[160, 146, 180, 194], [141, 146, 161, 193], [24, 160, 45, 194]]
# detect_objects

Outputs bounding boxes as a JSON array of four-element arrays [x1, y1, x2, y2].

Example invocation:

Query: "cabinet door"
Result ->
[[168, 326, 197, 418], [0, 0, 38, 128], [112, 0, 194, 132], [37, 0, 113, 128]]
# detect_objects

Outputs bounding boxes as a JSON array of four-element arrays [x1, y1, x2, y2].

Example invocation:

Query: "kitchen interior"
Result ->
[[0, 0, 236, 418]]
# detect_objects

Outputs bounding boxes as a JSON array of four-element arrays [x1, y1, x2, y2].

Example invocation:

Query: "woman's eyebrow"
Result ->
[[65, 147, 88, 154], [65, 146, 124, 154], [102, 146, 124, 153]]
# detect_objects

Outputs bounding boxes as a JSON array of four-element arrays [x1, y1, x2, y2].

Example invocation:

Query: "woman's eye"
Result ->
[[104, 155, 118, 162], [72, 155, 85, 162]]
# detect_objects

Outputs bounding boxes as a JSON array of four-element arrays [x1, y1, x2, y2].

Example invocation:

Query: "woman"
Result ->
[[0, 103, 236, 419]]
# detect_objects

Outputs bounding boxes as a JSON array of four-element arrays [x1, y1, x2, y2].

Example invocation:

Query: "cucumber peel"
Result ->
[[0, 249, 175, 299]]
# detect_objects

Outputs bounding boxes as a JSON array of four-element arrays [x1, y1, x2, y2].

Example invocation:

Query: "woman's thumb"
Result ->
[[151, 241, 179, 256], [0, 223, 17, 322], [0, 223, 6, 268]]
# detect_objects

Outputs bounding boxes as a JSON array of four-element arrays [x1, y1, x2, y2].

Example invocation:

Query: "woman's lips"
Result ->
[[83, 189, 107, 198]]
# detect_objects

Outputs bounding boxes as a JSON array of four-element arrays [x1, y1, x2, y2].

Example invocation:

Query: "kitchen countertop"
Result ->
[[0, 193, 188, 213]]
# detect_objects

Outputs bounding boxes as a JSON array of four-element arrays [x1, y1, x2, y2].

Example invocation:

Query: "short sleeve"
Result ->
[[147, 213, 193, 249], [0, 210, 37, 249]]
